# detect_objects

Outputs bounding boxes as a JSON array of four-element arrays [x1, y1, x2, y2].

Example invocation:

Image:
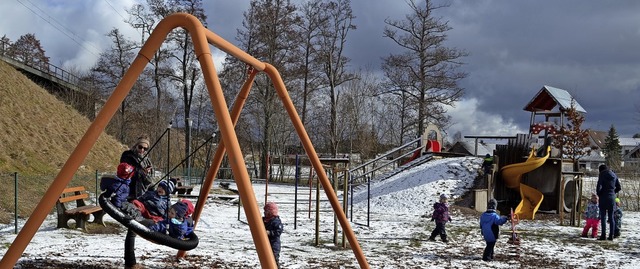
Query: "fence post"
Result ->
[[14, 172, 18, 234], [95, 170, 99, 204]]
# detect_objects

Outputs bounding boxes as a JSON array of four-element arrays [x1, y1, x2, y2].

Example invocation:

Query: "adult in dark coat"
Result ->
[[596, 164, 622, 240], [120, 136, 154, 200], [121, 135, 155, 269]]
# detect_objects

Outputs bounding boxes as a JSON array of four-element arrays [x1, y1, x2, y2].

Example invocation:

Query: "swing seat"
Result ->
[[99, 193, 199, 251]]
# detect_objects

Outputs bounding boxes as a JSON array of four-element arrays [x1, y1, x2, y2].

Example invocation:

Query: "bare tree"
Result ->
[[127, 3, 175, 132], [317, 0, 356, 156], [297, 0, 326, 126], [338, 69, 380, 158], [381, 0, 467, 142], [236, 0, 302, 179], [90, 28, 138, 142], [6, 33, 50, 71]]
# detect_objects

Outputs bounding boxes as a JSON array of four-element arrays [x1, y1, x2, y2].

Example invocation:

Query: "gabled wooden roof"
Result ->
[[587, 129, 607, 149], [523, 85, 587, 113]]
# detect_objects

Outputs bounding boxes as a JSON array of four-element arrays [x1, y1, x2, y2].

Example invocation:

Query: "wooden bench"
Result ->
[[174, 178, 194, 195], [56, 186, 105, 232]]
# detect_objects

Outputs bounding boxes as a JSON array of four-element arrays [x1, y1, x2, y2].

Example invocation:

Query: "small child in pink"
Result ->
[[581, 193, 600, 238]]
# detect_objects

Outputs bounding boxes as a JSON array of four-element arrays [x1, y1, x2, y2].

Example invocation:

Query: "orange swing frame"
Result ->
[[0, 13, 369, 269]]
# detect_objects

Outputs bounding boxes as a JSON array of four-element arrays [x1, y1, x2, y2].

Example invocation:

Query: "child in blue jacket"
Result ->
[[613, 197, 623, 238], [132, 180, 175, 222], [263, 202, 284, 268], [479, 199, 508, 262], [102, 162, 135, 208], [429, 194, 452, 242], [149, 200, 193, 239]]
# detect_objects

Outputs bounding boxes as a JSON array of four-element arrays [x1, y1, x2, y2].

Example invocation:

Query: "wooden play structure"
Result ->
[[0, 13, 369, 268], [490, 86, 584, 224]]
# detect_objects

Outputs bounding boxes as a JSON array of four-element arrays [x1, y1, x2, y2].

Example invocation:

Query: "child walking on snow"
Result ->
[[614, 197, 623, 238], [480, 198, 508, 262], [581, 193, 600, 238], [429, 194, 452, 242]]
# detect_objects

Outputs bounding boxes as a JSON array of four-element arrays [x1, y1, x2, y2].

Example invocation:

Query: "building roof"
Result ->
[[523, 85, 587, 113], [623, 145, 640, 159], [448, 140, 495, 156], [619, 137, 640, 147], [579, 150, 605, 162], [587, 130, 607, 149]]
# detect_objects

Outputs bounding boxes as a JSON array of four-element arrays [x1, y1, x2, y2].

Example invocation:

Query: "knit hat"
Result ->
[[134, 135, 150, 149], [615, 197, 621, 204], [158, 180, 175, 195], [117, 162, 135, 179], [440, 194, 448, 200], [181, 199, 194, 217], [264, 202, 279, 217], [172, 201, 188, 219], [488, 199, 498, 210]]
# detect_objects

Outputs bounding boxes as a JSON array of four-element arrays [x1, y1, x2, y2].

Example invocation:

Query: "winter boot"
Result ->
[[442, 235, 448, 243]]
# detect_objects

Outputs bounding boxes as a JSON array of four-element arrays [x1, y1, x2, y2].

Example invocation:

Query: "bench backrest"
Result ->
[[58, 186, 91, 208]]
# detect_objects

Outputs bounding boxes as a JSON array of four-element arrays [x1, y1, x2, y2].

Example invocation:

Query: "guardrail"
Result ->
[[0, 48, 84, 88]]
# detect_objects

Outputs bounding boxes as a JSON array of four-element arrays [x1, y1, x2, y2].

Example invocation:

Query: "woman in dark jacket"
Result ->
[[121, 135, 155, 269], [120, 136, 154, 200], [596, 164, 622, 240]]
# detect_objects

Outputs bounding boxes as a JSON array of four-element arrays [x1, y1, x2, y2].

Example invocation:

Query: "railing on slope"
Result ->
[[347, 137, 425, 226], [0, 47, 87, 87], [349, 137, 423, 184], [1, 43, 98, 119]]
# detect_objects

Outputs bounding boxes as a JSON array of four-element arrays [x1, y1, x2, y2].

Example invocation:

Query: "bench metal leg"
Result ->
[[57, 215, 71, 229], [75, 215, 90, 232], [92, 211, 106, 227]]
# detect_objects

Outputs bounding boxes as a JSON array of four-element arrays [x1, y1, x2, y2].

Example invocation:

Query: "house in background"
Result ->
[[621, 137, 640, 168], [579, 130, 640, 172], [447, 139, 496, 157]]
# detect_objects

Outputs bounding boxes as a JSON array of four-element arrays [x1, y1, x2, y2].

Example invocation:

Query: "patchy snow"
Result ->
[[1, 156, 639, 268]]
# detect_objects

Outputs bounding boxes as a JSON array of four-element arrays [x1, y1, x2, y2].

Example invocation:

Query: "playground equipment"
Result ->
[[403, 125, 442, 165], [500, 146, 550, 220], [423, 124, 442, 153], [507, 208, 520, 245], [0, 13, 369, 269], [98, 193, 199, 250]]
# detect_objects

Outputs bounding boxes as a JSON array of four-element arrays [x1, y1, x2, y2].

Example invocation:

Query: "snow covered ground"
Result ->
[[1, 156, 640, 268]]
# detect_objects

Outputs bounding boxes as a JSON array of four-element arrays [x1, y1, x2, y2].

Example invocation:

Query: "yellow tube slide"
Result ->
[[500, 147, 550, 220]]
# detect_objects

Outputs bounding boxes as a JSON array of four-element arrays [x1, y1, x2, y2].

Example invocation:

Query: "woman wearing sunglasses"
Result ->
[[119, 135, 155, 201], [119, 135, 156, 268]]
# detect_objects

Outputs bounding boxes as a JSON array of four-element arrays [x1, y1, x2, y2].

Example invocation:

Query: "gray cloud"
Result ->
[[1, 0, 638, 138]]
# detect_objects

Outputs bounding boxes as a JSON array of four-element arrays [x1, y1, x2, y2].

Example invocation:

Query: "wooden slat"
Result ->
[[58, 193, 89, 203], [62, 186, 86, 193], [65, 205, 102, 215]]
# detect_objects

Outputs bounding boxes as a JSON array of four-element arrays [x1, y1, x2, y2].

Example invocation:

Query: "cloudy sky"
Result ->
[[2, 0, 640, 138]]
